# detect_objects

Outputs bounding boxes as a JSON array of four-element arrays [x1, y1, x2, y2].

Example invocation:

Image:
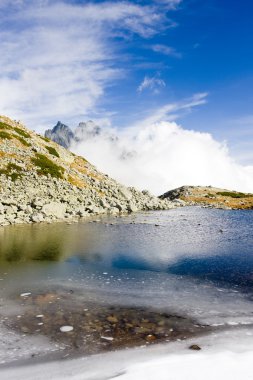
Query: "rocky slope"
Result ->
[[160, 186, 253, 210], [0, 116, 178, 227]]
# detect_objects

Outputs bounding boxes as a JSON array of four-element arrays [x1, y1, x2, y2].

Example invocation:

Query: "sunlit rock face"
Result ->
[[45, 121, 74, 149]]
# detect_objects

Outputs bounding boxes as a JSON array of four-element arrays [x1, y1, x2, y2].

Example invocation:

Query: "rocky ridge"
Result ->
[[44, 121, 74, 148], [0, 116, 179, 227], [160, 185, 253, 210], [44, 120, 113, 149]]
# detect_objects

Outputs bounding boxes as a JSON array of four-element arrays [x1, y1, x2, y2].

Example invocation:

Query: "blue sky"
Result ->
[[105, 0, 253, 164], [0, 0, 253, 168]]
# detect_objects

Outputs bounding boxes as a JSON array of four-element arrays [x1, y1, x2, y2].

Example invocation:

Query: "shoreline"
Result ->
[[0, 203, 252, 229]]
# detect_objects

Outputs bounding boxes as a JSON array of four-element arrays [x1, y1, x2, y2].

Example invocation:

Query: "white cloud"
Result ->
[[153, 0, 182, 9], [0, 1, 175, 130], [151, 44, 181, 57], [137, 75, 166, 93], [71, 95, 253, 195], [134, 93, 208, 126]]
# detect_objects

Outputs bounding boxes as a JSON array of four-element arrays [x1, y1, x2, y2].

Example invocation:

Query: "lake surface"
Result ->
[[0, 207, 253, 365]]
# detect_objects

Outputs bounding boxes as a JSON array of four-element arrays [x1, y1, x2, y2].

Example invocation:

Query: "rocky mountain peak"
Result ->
[[45, 121, 74, 148], [44, 120, 119, 149]]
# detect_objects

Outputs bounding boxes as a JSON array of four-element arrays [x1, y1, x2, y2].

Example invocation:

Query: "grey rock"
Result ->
[[0, 215, 6, 224], [42, 202, 66, 218], [75, 207, 89, 217], [0, 203, 4, 214], [30, 213, 44, 223], [118, 187, 132, 201], [45, 121, 74, 149], [127, 202, 139, 213], [5, 205, 18, 215]]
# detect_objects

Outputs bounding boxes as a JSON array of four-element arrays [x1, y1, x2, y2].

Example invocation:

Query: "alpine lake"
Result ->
[[0, 207, 252, 365]]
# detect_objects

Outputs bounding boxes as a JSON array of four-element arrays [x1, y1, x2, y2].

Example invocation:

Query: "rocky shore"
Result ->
[[160, 185, 253, 210], [0, 116, 179, 227]]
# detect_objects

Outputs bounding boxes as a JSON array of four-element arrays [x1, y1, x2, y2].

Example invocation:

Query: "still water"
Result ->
[[0, 207, 252, 364]]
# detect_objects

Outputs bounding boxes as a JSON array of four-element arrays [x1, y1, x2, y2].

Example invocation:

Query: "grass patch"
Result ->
[[0, 168, 8, 175], [45, 145, 60, 157], [14, 135, 31, 147], [0, 163, 23, 181], [10, 172, 22, 181], [217, 191, 252, 198], [41, 136, 50, 143], [0, 122, 11, 130], [32, 153, 64, 179], [205, 193, 215, 198], [0, 131, 12, 139], [13, 127, 31, 139], [7, 163, 22, 172]]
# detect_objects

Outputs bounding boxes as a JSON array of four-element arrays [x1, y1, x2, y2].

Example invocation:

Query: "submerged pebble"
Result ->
[[60, 326, 74, 332]]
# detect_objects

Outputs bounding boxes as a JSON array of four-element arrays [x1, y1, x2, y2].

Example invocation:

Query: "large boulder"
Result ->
[[42, 202, 66, 218]]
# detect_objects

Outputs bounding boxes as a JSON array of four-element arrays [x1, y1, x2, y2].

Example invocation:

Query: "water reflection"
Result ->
[[0, 208, 252, 290], [0, 224, 65, 262], [167, 254, 253, 288]]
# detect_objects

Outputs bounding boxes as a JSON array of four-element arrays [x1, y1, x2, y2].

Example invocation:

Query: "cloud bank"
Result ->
[[71, 101, 253, 195]]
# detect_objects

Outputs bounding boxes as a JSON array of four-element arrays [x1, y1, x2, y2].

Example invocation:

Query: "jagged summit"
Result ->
[[45, 120, 118, 149], [0, 115, 176, 226], [45, 121, 74, 148]]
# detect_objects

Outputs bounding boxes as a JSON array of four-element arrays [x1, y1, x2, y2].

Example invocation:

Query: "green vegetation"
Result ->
[[10, 172, 22, 181], [32, 153, 64, 179], [0, 162, 23, 181], [14, 135, 31, 147], [0, 168, 8, 175], [0, 122, 11, 130], [45, 145, 60, 157], [0, 131, 12, 139], [217, 191, 252, 198], [7, 163, 22, 172], [205, 193, 215, 198], [41, 136, 50, 143], [13, 126, 31, 139], [0, 123, 30, 144]]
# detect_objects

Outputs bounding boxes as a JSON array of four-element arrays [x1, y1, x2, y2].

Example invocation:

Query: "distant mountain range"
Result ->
[[45, 120, 118, 149]]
